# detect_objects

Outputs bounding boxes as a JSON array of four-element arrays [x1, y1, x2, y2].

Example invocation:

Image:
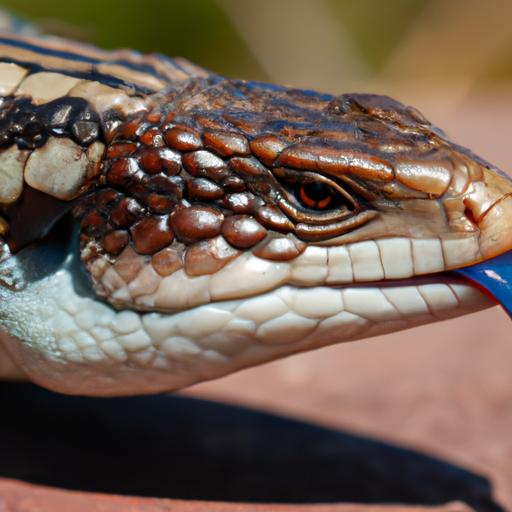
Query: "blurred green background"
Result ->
[[3, 0, 512, 93], [2, 0, 511, 167]]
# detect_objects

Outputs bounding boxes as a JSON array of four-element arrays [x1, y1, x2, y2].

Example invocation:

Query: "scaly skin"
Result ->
[[0, 31, 511, 395]]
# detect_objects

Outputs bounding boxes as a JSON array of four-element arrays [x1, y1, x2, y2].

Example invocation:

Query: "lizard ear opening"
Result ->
[[2, 186, 74, 254]]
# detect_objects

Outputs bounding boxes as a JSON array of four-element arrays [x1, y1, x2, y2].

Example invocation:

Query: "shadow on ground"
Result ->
[[0, 383, 502, 511]]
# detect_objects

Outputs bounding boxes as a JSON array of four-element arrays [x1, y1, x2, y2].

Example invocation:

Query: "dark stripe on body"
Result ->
[[0, 56, 155, 95], [0, 36, 170, 84]]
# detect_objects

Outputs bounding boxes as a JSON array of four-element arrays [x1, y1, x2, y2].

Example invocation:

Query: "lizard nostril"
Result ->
[[463, 206, 478, 229]]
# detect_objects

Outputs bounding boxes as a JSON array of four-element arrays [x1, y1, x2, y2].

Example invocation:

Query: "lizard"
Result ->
[[0, 25, 510, 396]]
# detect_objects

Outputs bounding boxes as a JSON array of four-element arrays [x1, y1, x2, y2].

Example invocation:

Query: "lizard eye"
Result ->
[[296, 182, 337, 210], [273, 167, 361, 216]]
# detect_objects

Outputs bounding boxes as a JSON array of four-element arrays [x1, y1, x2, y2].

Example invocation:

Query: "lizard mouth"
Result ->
[[0, 216, 500, 396]]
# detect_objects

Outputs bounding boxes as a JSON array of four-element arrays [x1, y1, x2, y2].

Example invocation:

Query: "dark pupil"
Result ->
[[303, 182, 330, 201]]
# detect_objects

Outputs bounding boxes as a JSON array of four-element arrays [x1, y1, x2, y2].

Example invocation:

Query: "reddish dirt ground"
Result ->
[[0, 479, 476, 512]]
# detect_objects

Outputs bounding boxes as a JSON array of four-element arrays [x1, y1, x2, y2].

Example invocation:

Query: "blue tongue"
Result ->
[[453, 250, 512, 319]]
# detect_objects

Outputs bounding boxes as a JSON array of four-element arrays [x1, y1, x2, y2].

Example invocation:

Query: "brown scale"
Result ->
[[163, 126, 202, 151], [111, 197, 145, 228], [143, 175, 184, 213], [221, 215, 267, 249], [139, 127, 164, 147], [203, 130, 250, 157], [222, 192, 264, 214], [184, 236, 240, 276], [138, 148, 164, 174], [222, 175, 246, 192], [187, 178, 224, 201], [138, 148, 181, 175], [170, 203, 224, 244], [151, 247, 182, 277], [130, 215, 174, 255], [229, 156, 270, 178], [182, 150, 228, 181], [102, 230, 129, 256], [250, 136, 288, 167], [256, 206, 294, 233]]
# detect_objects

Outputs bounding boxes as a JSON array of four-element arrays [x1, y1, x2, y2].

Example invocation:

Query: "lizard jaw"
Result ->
[[0, 196, 508, 396], [0, 237, 493, 396]]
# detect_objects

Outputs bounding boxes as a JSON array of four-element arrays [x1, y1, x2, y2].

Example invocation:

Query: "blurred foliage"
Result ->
[[326, 0, 428, 71], [484, 47, 512, 84], [0, 0, 430, 74], [1, 0, 511, 87], [0, 0, 266, 79]]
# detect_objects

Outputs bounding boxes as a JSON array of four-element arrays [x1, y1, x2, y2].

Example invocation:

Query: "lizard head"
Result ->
[[1, 77, 511, 395]]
